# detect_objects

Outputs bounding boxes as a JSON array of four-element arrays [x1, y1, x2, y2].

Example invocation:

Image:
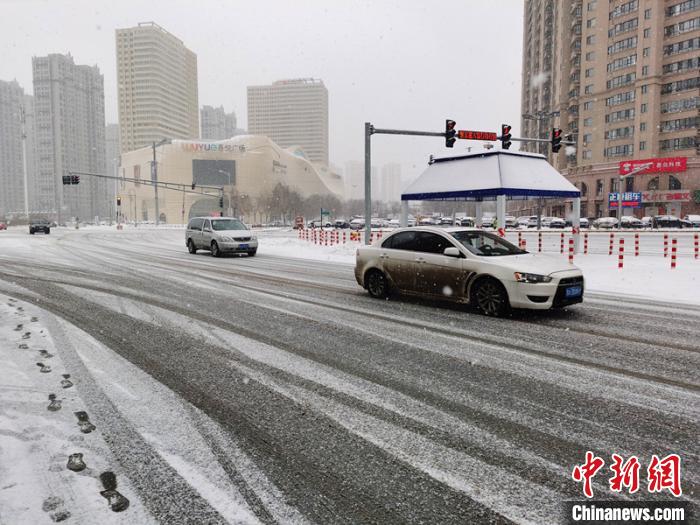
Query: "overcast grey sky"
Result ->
[[1, 0, 524, 182]]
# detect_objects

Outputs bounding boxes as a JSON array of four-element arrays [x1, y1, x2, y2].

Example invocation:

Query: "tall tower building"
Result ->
[[116, 22, 199, 153], [200, 105, 240, 139], [32, 53, 109, 221], [0, 80, 26, 217], [520, 0, 699, 218], [247, 78, 329, 166]]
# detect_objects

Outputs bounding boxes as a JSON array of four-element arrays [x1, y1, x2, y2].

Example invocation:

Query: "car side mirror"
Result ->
[[443, 247, 461, 258]]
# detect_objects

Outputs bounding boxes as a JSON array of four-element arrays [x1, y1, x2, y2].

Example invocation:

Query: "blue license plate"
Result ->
[[565, 285, 582, 298], [239, 243, 249, 249]]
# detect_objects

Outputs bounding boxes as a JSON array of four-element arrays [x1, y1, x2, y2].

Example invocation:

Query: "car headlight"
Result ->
[[220, 236, 232, 242], [514, 272, 552, 283]]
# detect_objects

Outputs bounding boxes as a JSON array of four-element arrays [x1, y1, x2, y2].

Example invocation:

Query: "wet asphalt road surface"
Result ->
[[0, 228, 698, 524]]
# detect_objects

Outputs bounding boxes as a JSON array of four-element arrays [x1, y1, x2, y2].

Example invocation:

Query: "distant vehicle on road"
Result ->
[[546, 217, 566, 229], [620, 216, 643, 229], [186, 217, 257, 257], [516, 216, 533, 228], [334, 219, 351, 229], [0, 222, 6, 231], [481, 216, 495, 228], [29, 218, 50, 235], [505, 216, 518, 228], [652, 215, 681, 229], [593, 217, 618, 229], [349, 218, 364, 230], [459, 217, 475, 227], [684, 215, 700, 228], [355, 227, 584, 316]]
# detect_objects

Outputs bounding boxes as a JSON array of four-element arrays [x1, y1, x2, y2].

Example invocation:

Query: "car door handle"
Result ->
[[415, 257, 425, 263], [379, 254, 389, 259]]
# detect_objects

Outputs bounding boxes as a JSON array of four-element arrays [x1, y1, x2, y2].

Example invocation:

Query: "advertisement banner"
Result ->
[[619, 157, 687, 175], [608, 192, 642, 208], [641, 190, 691, 203]]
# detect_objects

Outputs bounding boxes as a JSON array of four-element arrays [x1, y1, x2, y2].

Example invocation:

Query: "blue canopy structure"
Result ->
[[401, 149, 580, 202]]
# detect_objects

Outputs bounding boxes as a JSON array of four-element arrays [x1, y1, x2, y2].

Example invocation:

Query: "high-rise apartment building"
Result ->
[[520, 0, 699, 218], [247, 78, 329, 166], [200, 105, 243, 139], [116, 22, 199, 153], [0, 80, 26, 217], [33, 53, 109, 221]]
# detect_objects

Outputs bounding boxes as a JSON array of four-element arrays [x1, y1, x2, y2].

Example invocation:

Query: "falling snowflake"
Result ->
[[442, 285, 453, 297], [530, 72, 549, 88], [565, 145, 577, 156]]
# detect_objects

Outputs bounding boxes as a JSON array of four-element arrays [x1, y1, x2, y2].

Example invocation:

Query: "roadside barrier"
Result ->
[[518, 231, 522, 247], [618, 238, 624, 269], [664, 233, 669, 258], [634, 233, 639, 257], [584, 232, 589, 255], [522, 239, 527, 250], [695, 234, 699, 260], [568, 238, 574, 264], [560, 232, 564, 254], [538, 231, 542, 253], [671, 238, 677, 269], [608, 232, 614, 256]]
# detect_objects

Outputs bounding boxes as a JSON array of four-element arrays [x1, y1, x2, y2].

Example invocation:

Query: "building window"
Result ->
[[587, 18, 597, 28], [643, 47, 650, 57], [642, 65, 649, 76], [585, 84, 594, 94], [584, 117, 593, 126], [639, 140, 646, 150], [583, 150, 593, 159], [584, 101, 593, 110], [660, 116, 699, 132], [608, 36, 638, 55], [610, 0, 639, 20], [641, 84, 648, 94], [665, 16, 700, 37], [586, 51, 595, 61], [588, 0, 597, 11], [583, 133, 593, 143], [648, 177, 659, 190], [643, 28, 651, 38], [608, 17, 638, 37], [661, 96, 700, 113], [667, 0, 700, 17], [606, 108, 635, 123], [610, 178, 619, 192], [605, 90, 635, 106], [663, 37, 700, 56], [641, 103, 647, 113], [625, 177, 635, 192], [659, 136, 697, 150], [607, 53, 637, 72], [586, 35, 596, 45], [661, 76, 700, 94], [604, 144, 634, 157], [669, 175, 683, 190], [604, 126, 634, 140], [640, 122, 646, 131], [581, 182, 589, 197], [644, 8, 652, 19], [585, 68, 595, 78], [596, 179, 604, 195]]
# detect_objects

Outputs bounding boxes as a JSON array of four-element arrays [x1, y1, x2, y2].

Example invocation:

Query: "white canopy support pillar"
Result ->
[[496, 194, 506, 232], [573, 197, 581, 253], [475, 201, 483, 227], [400, 200, 408, 227]]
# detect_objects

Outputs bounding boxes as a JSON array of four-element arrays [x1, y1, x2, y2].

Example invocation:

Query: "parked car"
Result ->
[[505, 216, 518, 228], [334, 219, 351, 229], [186, 217, 257, 257], [579, 218, 589, 229], [680, 219, 693, 229], [355, 227, 584, 316], [349, 218, 365, 230], [516, 216, 533, 228], [459, 216, 475, 227], [683, 215, 700, 228], [593, 217, 618, 229], [641, 216, 653, 228], [548, 217, 566, 229], [527, 216, 539, 228], [0, 222, 7, 231], [388, 219, 401, 228], [29, 218, 51, 235], [620, 216, 643, 229], [652, 215, 681, 229], [481, 216, 495, 228], [438, 217, 454, 225]]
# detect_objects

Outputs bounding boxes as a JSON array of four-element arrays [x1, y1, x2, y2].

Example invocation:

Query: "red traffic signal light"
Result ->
[[445, 119, 457, 148], [551, 128, 563, 153], [116, 196, 121, 206], [501, 124, 512, 150]]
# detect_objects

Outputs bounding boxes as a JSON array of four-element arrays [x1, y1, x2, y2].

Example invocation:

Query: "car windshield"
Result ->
[[211, 219, 247, 231], [451, 230, 526, 256]]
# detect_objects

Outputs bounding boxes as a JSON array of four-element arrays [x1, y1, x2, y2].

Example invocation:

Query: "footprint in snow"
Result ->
[[74, 411, 96, 434], [61, 374, 73, 389], [22, 332, 31, 339], [99, 472, 129, 512], [18, 343, 29, 350], [36, 362, 52, 373], [38, 349, 54, 359], [47, 394, 62, 412], [14, 324, 23, 331], [66, 453, 86, 472], [41, 496, 71, 522], [31, 316, 38, 322]]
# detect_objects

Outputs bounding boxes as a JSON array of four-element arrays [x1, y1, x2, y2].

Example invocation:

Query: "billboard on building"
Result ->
[[192, 159, 236, 186]]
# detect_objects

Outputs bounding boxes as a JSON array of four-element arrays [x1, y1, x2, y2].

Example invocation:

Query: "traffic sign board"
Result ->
[[458, 130, 498, 141]]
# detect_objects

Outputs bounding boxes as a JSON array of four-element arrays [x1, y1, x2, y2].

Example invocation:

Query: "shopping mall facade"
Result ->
[[118, 136, 343, 224]]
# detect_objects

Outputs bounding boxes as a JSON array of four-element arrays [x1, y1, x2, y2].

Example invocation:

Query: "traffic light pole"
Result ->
[[365, 123, 446, 243]]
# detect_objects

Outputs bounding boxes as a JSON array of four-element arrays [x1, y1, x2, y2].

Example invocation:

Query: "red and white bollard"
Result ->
[[522, 239, 527, 250], [497, 227, 505, 237], [518, 231, 522, 247], [343, 231, 347, 244], [538, 231, 542, 252], [618, 238, 624, 269], [671, 238, 677, 269], [584, 232, 589, 255], [560, 232, 564, 254], [568, 238, 574, 264], [664, 233, 669, 258], [634, 233, 639, 256], [695, 233, 699, 260], [608, 232, 614, 256]]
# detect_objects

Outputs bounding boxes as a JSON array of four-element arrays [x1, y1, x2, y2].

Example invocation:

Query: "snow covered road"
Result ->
[[0, 227, 698, 524]]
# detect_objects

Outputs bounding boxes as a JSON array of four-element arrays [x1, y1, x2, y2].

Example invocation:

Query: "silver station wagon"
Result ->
[[186, 217, 258, 257]]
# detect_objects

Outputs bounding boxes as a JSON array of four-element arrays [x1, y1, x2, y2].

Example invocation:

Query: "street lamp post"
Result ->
[[152, 138, 171, 226], [217, 169, 233, 216]]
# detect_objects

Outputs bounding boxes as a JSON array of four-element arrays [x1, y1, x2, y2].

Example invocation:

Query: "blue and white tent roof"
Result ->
[[401, 149, 580, 201]]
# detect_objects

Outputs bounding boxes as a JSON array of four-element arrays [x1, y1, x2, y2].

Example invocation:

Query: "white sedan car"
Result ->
[[354, 227, 584, 316]]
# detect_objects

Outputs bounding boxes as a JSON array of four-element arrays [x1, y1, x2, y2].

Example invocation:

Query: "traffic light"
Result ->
[[551, 128, 563, 153], [218, 195, 224, 208], [445, 119, 456, 148], [116, 196, 121, 207], [62, 175, 71, 185], [191, 182, 196, 190], [500, 124, 512, 150], [71, 175, 80, 184]]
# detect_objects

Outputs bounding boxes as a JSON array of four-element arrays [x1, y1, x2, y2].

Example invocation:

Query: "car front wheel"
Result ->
[[211, 241, 221, 257], [247, 250, 257, 257], [365, 269, 389, 299], [473, 278, 510, 317]]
